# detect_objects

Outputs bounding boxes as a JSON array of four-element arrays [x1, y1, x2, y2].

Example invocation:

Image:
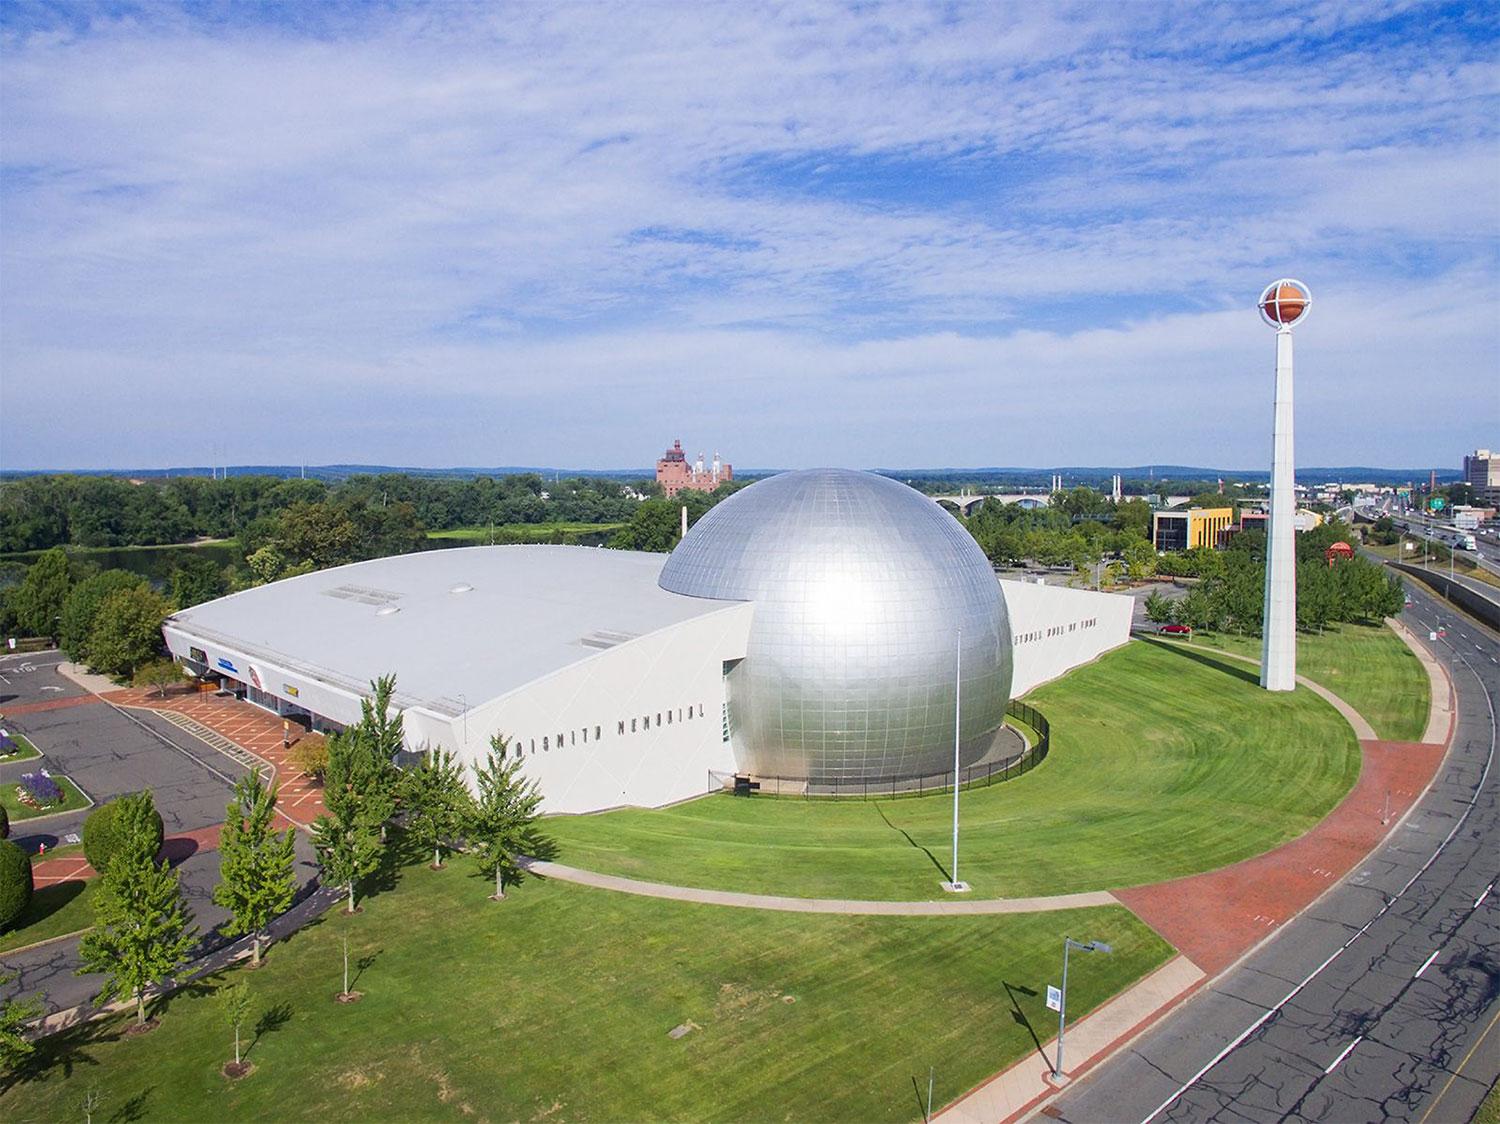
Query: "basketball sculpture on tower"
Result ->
[[1258, 278, 1311, 692]]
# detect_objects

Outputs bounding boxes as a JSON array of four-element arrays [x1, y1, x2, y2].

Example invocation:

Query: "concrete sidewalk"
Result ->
[[1386, 616, 1455, 745], [528, 860, 1118, 915], [936, 956, 1207, 1124]]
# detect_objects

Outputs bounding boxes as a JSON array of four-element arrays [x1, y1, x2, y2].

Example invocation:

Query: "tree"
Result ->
[[1143, 589, 1172, 624], [77, 793, 198, 1027], [0, 838, 32, 932], [169, 555, 226, 609], [215, 979, 252, 1069], [0, 966, 43, 1072], [85, 585, 172, 678], [83, 793, 164, 875], [401, 748, 474, 869], [245, 545, 287, 586], [1123, 539, 1157, 581], [311, 799, 383, 916], [59, 570, 144, 663], [289, 733, 329, 781], [213, 772, 297, 966], [468, 736, 551, 900], [12, 547, 70, 639], [135, 658, 182, 698]]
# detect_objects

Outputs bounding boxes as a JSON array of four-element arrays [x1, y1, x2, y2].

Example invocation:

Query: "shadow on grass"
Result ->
[[0, 1015, 123, 1096], [9, 879, 87, 932], [873, 802, 951, 883], [1137, 635, 1260, 687], [247, 1001, 292, 1059], [108, 1085, 153, 1122], [1003, 981, 1047, 1066]]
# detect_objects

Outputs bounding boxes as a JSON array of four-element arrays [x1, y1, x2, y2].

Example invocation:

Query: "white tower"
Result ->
[[1258, 279, 1312, 692]]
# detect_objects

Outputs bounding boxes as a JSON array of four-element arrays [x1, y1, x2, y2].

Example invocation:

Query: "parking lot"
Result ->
[[1, 651, 319, 1015]]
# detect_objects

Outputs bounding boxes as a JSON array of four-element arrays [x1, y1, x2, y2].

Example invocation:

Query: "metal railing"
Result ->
[[710, 700, 1050, 800]]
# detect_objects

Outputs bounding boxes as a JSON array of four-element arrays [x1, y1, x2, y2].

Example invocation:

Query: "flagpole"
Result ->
[[951, 628, 963, 889]]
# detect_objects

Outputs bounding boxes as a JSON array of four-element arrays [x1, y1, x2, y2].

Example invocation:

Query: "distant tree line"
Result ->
[[0, 471, 657, 553], [1145, 519, 1404, 635]]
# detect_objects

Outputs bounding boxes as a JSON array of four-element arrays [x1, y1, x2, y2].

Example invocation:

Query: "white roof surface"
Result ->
[[166, 545, 741, 716]]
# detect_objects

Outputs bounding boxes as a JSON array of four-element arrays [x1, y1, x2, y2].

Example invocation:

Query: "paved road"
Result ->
[[1048, 579, 1500, 1124], [1, 655, 320, 1015]]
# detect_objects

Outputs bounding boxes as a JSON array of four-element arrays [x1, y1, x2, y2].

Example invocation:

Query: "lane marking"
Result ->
[[1324, 1036, 1362, 1075], [1414, 949, 1439, 978], [1478, 883, 1493, 908], [1137, 614, 1498, 1124]]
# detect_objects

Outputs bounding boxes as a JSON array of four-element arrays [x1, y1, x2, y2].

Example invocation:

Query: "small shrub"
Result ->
[[0, 802, 8, 840], [18, 772, 63, 808], [0, 838, 32, 932], [290, 733, 329, 781], [0, 733, 17, 758], [83, 793, 165, 874]]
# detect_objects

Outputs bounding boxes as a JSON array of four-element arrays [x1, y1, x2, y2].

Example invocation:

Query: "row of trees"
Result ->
[[0, 549, 174, 677], [962, 489, 1156, 571], [1144, 551, 1404, 635], [0, 471, 658, 553], [312, 677, 550, 912], [1, 674, 550, 1066]]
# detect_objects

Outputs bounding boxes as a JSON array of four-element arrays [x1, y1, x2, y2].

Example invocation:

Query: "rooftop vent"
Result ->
[[375, 605, 401, 616], [449, 583, 474, 594], [578, 628, 639, 650], [323, 584, 402, 607]]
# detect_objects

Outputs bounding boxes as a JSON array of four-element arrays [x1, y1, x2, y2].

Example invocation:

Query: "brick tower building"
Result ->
[[656, 439, 731, 497]]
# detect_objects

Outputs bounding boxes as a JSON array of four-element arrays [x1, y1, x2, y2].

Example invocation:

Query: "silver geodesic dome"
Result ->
[[659, 468, 1012, 782]]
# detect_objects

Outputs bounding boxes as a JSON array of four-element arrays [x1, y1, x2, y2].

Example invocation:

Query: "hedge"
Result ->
[[0, 838, 32, 932], [82, 793, 164, 874]]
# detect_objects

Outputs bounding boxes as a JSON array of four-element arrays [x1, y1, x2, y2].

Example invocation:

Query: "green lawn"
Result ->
[[0, 879, 94, 953], [0, 845, 1172, 1123], [1, 772, 90, 822], [1190, 621, 1428, 742], [0, 733, 42, 764], [427, 521, 625, 543], [547, 639, 1361, 900]]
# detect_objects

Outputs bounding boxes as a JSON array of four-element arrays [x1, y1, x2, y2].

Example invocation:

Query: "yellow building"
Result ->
[[1152, 507, 1234, 552]]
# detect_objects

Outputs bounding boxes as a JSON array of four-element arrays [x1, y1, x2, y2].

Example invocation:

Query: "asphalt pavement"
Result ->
[[1, 654, 320, 1016], [1047, 578, 1500, 1124]]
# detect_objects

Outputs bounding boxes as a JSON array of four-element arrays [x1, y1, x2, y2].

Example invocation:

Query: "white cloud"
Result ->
[[1, 1, 1496, 469]]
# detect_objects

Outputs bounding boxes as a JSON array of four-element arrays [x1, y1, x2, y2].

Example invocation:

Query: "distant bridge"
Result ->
[[932, 493, 1052, 515]]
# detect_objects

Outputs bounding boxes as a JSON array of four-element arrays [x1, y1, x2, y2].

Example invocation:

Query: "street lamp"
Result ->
[[1051, 937, 1113, 1082]]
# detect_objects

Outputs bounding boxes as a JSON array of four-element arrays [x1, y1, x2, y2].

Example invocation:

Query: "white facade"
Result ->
[[1000, 581, 1133, 697], [163, 546, 1132, 814], [1261, 326, 1298, 691]]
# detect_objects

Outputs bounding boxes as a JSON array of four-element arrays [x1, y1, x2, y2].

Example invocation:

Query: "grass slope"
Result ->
[[0, 849, 1171, 1123], [1191, 621, 1428, 742], [547, 639, 1361, 900], [0, 879, 94, 953]]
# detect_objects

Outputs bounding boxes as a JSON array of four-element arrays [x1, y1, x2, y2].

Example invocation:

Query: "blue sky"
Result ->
[[1, 1, 1496, 471]]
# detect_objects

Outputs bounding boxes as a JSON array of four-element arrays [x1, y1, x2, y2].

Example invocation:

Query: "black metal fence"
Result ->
[[711, 700, 1050, 800]]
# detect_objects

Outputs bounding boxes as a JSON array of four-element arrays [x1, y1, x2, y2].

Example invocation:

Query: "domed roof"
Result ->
[[661, 468, 1012, 782]]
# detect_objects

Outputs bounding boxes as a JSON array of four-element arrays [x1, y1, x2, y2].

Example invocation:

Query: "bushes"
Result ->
[[83, 793, 164, 874], [0, 802, 8, 840], [0, 839, 32, 932]]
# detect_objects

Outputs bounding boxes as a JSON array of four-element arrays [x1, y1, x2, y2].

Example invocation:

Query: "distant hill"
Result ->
[[0, 463, 1460, 486]]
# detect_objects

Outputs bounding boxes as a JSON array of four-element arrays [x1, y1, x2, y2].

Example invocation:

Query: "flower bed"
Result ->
[[18, 770, 64, 809], [0, 731, 41, 763]]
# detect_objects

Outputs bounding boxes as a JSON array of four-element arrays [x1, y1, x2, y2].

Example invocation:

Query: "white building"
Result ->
[[164, 473, 1132, 814]]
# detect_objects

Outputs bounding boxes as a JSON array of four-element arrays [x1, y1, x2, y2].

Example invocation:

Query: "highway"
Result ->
[[1048, 576, 1500, 1123]]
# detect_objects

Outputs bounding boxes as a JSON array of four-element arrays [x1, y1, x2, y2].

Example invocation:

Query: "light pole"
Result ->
[[943, 629, 969, 892], [1052, 937, 1113, 1082]]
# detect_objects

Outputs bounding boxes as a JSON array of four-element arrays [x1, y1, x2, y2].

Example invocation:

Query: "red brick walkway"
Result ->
[[1, 694, 103, 717], [31, 824, 224, 887], [102, 687, 325, 829], [1116, 738, 1448, 976]]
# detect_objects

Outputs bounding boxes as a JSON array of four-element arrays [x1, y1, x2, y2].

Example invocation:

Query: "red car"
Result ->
[[1160, 623, 1193, 636]]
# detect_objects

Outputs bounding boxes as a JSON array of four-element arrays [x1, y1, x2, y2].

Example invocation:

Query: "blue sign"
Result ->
[[216, 657, 238, 673]]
